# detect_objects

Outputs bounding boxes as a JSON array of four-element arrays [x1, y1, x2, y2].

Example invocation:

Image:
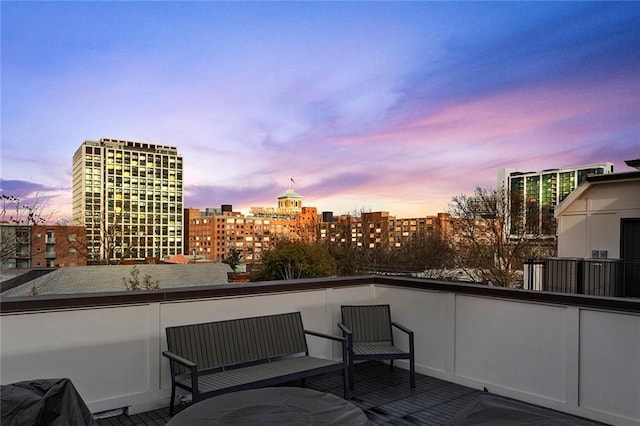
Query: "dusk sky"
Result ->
[[1, 2, 638, 220]]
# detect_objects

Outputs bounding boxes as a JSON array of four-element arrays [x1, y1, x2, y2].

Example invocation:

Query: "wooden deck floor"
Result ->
[[95, 361, 602, 425]]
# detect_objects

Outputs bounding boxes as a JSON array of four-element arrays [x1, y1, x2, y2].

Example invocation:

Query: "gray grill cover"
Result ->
[[1, 378, 97, 426], [446, 393, 603, 425], [166, 387, 368, 425]]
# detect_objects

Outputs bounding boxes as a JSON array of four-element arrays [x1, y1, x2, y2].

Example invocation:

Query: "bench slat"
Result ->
[[180, 357, 342, 394]]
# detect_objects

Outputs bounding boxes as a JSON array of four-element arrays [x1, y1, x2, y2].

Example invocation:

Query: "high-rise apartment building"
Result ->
[[72, 138, 183, 263], [498, 163, 614, 236]]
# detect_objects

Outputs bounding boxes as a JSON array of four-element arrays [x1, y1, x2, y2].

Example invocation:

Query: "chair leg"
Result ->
[[169, 385, 176, 416], [349, 356, 355, 390], [343, 364, 350, 399], [389, 360, 394, 372]]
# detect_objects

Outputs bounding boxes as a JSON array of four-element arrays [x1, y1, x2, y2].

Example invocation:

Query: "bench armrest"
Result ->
[[305, 329, 349, 367], [304, 329, 345, 343], [163, 350, 200, 398], [163, 350, 197, 369], [391, 321, 414, 336], [337, 322, 352, 336]]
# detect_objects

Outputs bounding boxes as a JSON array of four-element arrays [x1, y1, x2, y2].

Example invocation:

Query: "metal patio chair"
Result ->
[[338, 304, 415, 390]]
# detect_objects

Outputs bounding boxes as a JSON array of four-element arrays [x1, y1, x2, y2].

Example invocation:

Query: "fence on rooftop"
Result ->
[[524, 258, 640, 297]]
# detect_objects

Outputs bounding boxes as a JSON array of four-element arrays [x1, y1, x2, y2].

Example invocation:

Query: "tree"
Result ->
[[387, 231, 455, 275], [1, 194, 54, 266], [447, 187, 551, 287], [324, 242, 363, 276], [0, 194, 52, 226], [86, 211, 138, 265], [122, 265, 159, 290], [319, 213, 368, 276], [223, 248, 243, 272], [252, 240, 336, 281]]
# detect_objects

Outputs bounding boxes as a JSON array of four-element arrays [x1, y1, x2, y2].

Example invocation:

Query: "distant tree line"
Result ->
[[250, 231, 455, 282], [251, 187, 556, 288]]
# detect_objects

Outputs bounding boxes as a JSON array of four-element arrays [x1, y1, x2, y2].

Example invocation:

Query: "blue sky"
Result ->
[[1, 1, 638, 219]]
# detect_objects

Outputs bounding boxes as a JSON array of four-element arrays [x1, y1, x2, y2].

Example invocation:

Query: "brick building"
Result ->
[[185, 189, 319, 264], [318, 212, 451, 249], [0, 224, 87, 270]]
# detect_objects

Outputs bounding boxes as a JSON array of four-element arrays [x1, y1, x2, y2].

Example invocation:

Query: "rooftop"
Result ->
[[97, 361, 604, 425], [1, 263, 231, 296], [2, 276, 638, 425]]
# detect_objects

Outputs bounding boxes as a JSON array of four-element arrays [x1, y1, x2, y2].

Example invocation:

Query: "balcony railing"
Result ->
[[524, 258, 640, 297], [45, 251, 57, 259], [15, 250, 30, 259], [1, 276, 638, 426]]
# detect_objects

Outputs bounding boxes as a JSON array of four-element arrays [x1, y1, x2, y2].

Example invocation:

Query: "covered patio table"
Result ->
[[166, 386, 369, 425]]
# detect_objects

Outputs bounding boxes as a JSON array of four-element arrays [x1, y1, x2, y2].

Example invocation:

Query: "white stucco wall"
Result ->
[[2, 285, 639, 425], [557, 179, 640, 258]]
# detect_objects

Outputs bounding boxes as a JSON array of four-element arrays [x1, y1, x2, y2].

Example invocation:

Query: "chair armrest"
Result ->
[[391, 322, 415, 356], [305, 329, 345, 343], [337, 322, 352, 336], [391, 322, 414, 336], [162, 350, 197, 369]]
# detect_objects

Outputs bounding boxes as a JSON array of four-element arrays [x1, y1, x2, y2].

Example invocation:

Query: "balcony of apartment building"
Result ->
[[1, 276, 638, 425], [15, 248, 31, 259]]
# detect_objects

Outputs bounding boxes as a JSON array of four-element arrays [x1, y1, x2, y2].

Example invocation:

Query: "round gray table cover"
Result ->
[[167, 387, 369, 425]]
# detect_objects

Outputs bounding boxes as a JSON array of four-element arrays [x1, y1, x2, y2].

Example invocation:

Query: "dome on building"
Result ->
[[278, 189, 302, 200], [277, 189, 303, 212]]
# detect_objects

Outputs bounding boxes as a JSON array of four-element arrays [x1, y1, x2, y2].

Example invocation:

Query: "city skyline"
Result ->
[[2, 2, 638, 220]]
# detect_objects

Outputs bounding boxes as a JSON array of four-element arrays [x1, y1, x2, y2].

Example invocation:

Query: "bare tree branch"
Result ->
[[447, 187, 555, 287]]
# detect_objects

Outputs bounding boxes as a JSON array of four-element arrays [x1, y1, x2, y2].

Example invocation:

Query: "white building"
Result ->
[[72, 138, 184, 262], [554, 158, 640, 297]]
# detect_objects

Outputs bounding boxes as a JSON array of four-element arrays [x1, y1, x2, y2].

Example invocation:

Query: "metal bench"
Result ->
[[163, 312, 349, 416], [338, 304, 416, 390]]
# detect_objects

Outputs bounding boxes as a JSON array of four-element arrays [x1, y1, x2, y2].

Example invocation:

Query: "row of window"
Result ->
[[105, 165, 181, 178]]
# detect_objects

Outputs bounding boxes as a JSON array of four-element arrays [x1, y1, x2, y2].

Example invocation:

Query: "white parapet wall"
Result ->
[[1, 281, 639, 426]]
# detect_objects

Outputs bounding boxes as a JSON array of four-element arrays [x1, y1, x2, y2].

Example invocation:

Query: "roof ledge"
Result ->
[[624, 158, 640, 170]]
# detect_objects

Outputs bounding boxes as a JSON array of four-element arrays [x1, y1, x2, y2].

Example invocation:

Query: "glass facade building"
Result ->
[[499, 163, 614, 236], [72, 138, 183, 262]]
